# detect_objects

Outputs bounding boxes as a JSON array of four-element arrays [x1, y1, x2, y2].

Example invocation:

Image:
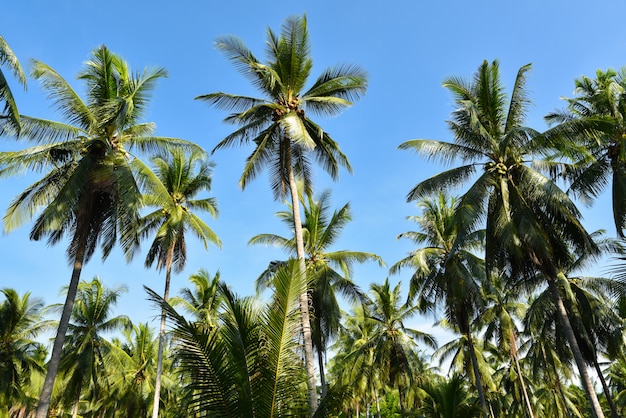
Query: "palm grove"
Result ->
[[1, 15, 626, 418]]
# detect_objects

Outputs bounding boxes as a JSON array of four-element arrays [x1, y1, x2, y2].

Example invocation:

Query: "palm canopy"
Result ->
[[400, 59, 596, 279], [0, 289, 49, 409], [57, 278, 130, 411], [544, 67, 626, 237], [390, 192, 485, 333], [0, 45, 200, 263], [196, 15, 367, 199], [250, 189, 383, 349], [0, 35, 26, 133], [133, 148, 221, 273]]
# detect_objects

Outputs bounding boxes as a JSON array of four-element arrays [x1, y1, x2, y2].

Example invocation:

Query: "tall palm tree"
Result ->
[[0, 45, 198, 418], [146, 260, 309, 417], [544, 68, 626, 237], [57, 277, 130, 418], [0, 289, 49, 414], [132, 148, 221, 418], [399, 60, 604, 417], [0, 35, 26, 134], [390, 192, 490, 414], [250, 189, 383, 396], [197, 16, 367, 410]]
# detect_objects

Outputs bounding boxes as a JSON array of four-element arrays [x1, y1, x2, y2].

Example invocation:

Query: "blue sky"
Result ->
[[1, 0, 624, 347]]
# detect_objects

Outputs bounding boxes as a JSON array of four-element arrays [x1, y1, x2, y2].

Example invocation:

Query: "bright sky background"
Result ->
[[2, 0, 625, 352]]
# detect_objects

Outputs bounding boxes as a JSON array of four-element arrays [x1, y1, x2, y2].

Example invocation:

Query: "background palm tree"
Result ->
[[171, 269, 223, 331], [133, 148, 221, 418], [0, 35, 26, 133], [0, 45, 198, 418], [391, 192, 490, 414], [250, 189, 383, 396], [197, 15, 367, 411], [544, 68, 626, 237], [351, 278, 436, 415], [399, 60, 605, 417], [106, 323, 159, 417], [56, 277, 130, 417], [0, 289, 49, 414]]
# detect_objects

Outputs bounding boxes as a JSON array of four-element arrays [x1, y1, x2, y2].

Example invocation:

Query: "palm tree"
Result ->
[[390, 192, 490, 414], [327, 304, 383, 416], [171, 269, 223, 331], [0, 45, 198, 418], [400, 60, 604, 417], [0, 35, 26, 134], [105, 323, 159, 417], [544, 68, 626, 237], [250, 189, 383, 396], [132, 148, 221, 418], [349, 278, 436, 415], [57, 277, 130, 418], [197, 16, 368, 410], [418, 373, 482, 418], [146, 260, 309, 417], [0, 289, 49, 414], [481, 274, 535, 418]]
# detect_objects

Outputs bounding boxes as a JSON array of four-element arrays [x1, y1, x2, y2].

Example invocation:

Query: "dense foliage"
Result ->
[[2, 15, 626, 418]]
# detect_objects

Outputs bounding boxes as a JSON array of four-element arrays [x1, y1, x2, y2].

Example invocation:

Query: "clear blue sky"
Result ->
[[1, 0, 623, 346]]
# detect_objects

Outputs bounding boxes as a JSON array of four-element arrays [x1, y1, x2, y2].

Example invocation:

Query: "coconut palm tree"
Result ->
[[418, 373, 482, 418], [56, 277, 130, 418], [250, 189, 383, 396], [171, 269, 223, 331], [132, 148, 221, 418], [0, 289, 49, 414], [349, 278, 436, 415], [105, 323, 159, 417], [544, 68, 626, 237], [0, 35, 26, 134], [146, 260, 309, 417], [390, 192, 491, 414], [0, 45, 199, 418], [197, 16, 367, 410], [400, 60, 604, 417], [480, 274, 535, 418]]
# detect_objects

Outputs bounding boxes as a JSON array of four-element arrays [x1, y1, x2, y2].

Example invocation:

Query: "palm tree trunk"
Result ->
[[510, 332, 535, 418], [593, 357, 619, 418], [36, 236, 87, 418], [317, 347, 327, 399], [287, 153, 318, 414], [547, 276, 605, 418], [466, 331, 489, 418], [152, 244, 175, 418]]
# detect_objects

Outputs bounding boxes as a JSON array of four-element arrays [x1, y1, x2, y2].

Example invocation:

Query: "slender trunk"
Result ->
[[36, 238, 87, 418], [287, 153, 318, 414], [510, 332, 535, 418], [547, 276, 605, 418], [152, 245, 175, 418], [72, 398, 79, 418], [375, 392, 381, 418], [317, 347, 327, 399], [466, 331, 489, 418], [593, 357, 619, 418]]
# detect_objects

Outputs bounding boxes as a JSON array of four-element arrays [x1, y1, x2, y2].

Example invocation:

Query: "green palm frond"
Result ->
[[31, 60, 94, 130]]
